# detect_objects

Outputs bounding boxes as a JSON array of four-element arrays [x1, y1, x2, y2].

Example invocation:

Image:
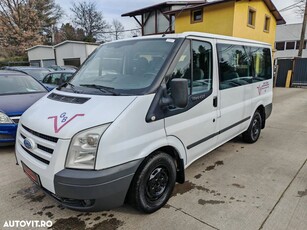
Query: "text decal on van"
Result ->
[[257, 82, 269, 95], [48, 112, 85, 133]]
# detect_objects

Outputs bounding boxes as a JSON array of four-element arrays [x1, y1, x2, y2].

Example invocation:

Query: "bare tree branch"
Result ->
[[70, 1, 110, 42], [111, 19, 124, 40]]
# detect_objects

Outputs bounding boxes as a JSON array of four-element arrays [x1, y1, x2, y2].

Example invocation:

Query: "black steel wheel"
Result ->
[[128, 152, 176, 213], [242, 111, 262, 143]]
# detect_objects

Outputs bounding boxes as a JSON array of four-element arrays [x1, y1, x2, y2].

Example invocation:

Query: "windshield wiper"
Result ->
[[80, 84, 120, 96], [57, 82, 80, 93]]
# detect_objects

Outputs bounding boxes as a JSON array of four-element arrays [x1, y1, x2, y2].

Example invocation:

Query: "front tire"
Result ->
[[242, 111, 262, 143], [128, 152, 176, 213]]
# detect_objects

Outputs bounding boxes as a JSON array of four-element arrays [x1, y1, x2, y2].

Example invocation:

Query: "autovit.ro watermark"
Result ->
[[3, 220, 53, 228]]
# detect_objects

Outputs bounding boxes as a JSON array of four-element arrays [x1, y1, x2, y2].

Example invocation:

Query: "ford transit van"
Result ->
[[15, 32, 273, 213]]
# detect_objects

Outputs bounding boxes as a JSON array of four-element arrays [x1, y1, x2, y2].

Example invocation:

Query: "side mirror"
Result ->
[[170, 78, 188, 108]]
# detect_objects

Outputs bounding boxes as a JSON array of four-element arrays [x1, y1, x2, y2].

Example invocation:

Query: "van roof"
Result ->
[[108, 32, 271, 47], [181, 32, 271, 46]]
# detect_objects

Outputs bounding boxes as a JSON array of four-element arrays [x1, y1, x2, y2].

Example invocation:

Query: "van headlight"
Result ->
[[66, 124, 110, 170], [0, 112, 13, 124]]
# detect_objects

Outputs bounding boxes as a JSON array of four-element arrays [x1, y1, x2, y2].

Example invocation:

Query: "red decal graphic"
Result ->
[[257, 82, 270, 95], [48, 113, 84, 133]]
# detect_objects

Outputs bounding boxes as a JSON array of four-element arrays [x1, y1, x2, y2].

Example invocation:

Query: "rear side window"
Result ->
[[62, 73, 73, 82], [250, 47, 272, 82], [43, 73, 61, 85], [217, 44, 271, 89]]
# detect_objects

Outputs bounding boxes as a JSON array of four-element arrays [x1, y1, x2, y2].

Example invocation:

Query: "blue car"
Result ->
[[2, 66, 51, 82], [0, 71, 48, 146]]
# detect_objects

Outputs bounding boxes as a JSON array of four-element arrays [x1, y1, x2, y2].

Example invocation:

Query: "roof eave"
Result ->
[[26, 45, 53, 51], [121, 1, 206, 17], [54, 40, 99, 48], [165, 0, 286, 25]]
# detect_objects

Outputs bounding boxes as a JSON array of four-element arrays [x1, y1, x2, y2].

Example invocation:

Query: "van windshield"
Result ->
[[69, 38, 177, 95]]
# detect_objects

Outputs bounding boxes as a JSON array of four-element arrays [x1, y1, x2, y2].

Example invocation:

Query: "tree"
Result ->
[[111, 19, 124, 40], [54, 23, 86, 44], [33, 0, 63, 44], [70, 1, 109, 42], [0, 0, 62, 56], [0, 1, 42, 56]]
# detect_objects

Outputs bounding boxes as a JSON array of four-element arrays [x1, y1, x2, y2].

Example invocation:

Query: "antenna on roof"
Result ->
[[162, 2, 189, 37]]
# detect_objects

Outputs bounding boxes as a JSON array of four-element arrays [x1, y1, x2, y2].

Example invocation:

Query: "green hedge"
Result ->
[[0, 56, 29, 67]]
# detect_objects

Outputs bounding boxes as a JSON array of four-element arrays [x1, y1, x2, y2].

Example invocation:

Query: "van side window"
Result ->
[[191, 41, 212, 94], [217, 44, 252, 90], [169, 43, 192, 94], [169, 40, 212, 95], [250, 47, 272, 82]]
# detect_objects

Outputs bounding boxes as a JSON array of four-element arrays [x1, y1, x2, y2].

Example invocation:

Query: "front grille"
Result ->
[[37, 144, 53, 154], [48, 93, 90, 104], [21, 145, 50, 165], [22, 125, 58, 143], [19, 125, 57, 165]]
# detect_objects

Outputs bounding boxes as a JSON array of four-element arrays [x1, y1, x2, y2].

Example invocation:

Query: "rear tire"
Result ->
[[128, 152, 176, 213], [242, 111, 262, 143]]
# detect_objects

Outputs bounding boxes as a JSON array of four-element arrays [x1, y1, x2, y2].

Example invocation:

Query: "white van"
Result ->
[[15, 32, 273, 213]]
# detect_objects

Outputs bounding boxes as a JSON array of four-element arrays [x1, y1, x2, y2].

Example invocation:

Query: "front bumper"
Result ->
[[15, 123, 143, 211], [265, 103, 273, 119], [0, 123, 17, 145], [50, 159, 142, 211]]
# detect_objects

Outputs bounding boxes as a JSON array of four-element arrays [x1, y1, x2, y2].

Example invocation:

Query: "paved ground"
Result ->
[[0, 88, 306, 230]]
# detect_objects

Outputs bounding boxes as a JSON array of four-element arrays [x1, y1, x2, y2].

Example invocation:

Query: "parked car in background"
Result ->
[[0, 70, 48, 146], [42, 70, 76, 90], [48, 65, 78, 71], [3, 66, 51, 82]]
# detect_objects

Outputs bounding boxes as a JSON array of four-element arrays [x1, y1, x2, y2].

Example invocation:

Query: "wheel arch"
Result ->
[[125, 143, 186, 205], [135, 144, 186, 184], [254, 104, 266, 129], [128, 135, 187, 196]]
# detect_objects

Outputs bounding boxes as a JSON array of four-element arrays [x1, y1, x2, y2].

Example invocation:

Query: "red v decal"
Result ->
[[48, 114, 85, 133]]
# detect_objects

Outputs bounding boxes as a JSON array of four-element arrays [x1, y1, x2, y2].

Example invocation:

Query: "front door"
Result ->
[[165, 38, 218, 165]]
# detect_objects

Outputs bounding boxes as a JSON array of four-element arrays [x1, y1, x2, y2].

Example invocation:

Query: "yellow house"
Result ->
[[122, 0, 285, 46]]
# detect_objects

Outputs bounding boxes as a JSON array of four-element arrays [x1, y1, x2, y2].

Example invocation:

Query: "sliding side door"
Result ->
[[216, 42, 253, 143]]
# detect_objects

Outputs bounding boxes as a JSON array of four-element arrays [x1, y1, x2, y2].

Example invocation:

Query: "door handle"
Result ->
[[213, 96, 218, 107]]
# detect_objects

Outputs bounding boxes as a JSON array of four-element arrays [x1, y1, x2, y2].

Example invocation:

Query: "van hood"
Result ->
[[20, 90, 137, 139]]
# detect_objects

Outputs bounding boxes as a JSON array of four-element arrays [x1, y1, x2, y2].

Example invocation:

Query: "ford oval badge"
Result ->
[[24, 138, 34, 150]]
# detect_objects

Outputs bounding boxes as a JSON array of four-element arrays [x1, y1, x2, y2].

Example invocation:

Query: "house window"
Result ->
[[191, 9, 203, 23], [275, 42, 285, 51], [264, 15, 270, 32], [248, 7, 256, 27], [286, 42, 295, 50]]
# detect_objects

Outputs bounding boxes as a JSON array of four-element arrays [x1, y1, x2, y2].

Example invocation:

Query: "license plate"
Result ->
[[22, 162, 41, 186]]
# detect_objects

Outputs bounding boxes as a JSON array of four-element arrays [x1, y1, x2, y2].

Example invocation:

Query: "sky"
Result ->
[[54, 0, 305, 33]]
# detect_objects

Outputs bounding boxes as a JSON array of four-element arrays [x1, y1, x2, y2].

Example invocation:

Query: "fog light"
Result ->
[[82, 199, 94, 207]]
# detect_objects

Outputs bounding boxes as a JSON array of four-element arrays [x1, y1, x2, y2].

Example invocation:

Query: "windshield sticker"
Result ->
[[48, 112, 84, 133], [166, 39, 175, 43], [257, 82, 269, 95]]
